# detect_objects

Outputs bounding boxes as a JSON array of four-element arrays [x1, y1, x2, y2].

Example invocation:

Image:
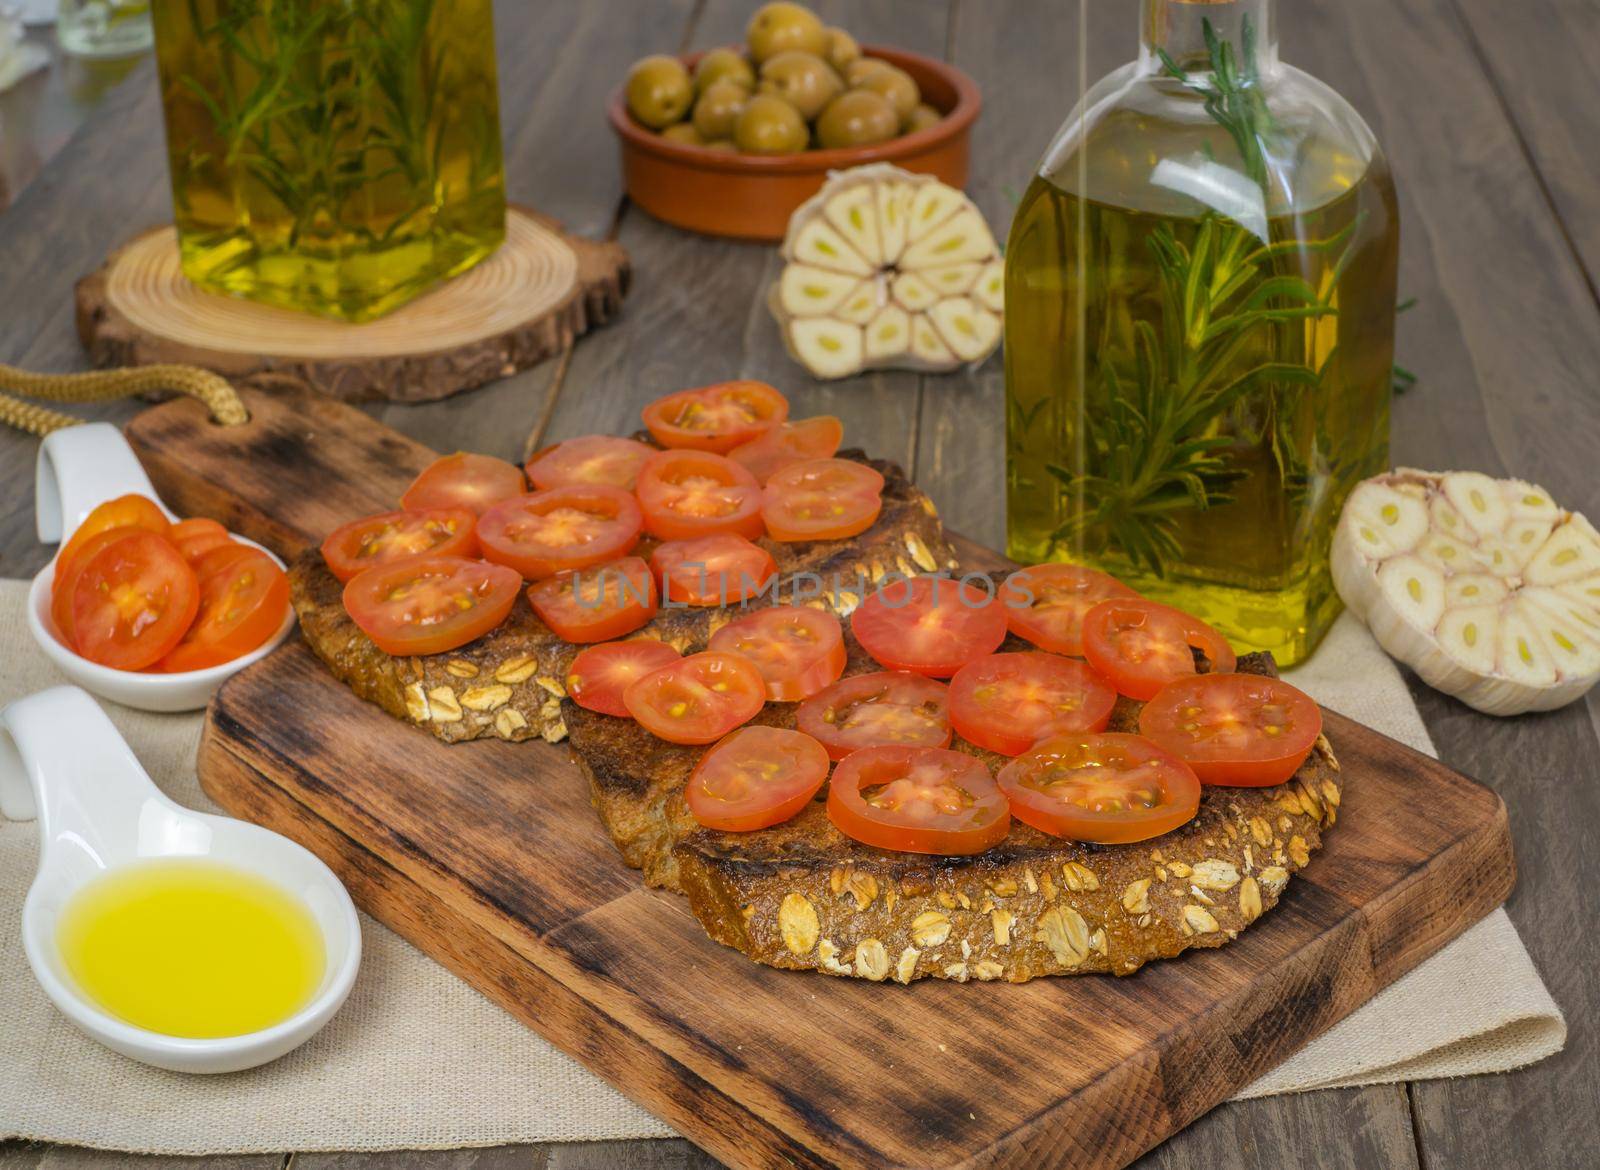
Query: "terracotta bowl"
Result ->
[[607, 45, 981, 242]]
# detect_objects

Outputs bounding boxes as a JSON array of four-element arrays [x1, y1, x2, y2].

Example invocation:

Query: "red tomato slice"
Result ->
[[686, 726, 830, 831], [851, 575, 1007, 678], [1001, 563, 1141, 657], [948, 652, 1118, 756], [400, 452, 527, 516], [1139, 673, 1323, 786], [565, 639, 681, 717], [795, 671, 951, 760], [996, 732, 1202, 843], [343, 556, 521, 656], [166, 518, 236, 565], [761, 458, 884, 542], [159, 544, 290, 672], [477, 486, 642, 580], [650, 533, 776, 606], [728, 416, 844, 483], [526, 434, 655, 492], [55, 494, 170, 588], [827, 745, 1010, 855], [52, 528, 140, 644], [707, 606, 846, 701], [635, 449, 764, 541], [69, 531, 199, 670], [641, 380, 789, 453], [622, 651, 766, 745], [320, 508, 479, 583], [1081, 598, 1237, 700], [527, 555, 657, 643]]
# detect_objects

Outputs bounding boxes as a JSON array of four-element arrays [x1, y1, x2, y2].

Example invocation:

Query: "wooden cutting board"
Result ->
[[125, 383, 1514, 1170]]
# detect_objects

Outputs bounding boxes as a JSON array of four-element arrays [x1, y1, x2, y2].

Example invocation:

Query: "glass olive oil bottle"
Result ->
[[151, 0, 506, 323], [1005, 0, 1399, 664]]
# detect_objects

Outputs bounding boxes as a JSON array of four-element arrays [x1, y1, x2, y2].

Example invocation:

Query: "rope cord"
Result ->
[[0, 363, 247, 436]]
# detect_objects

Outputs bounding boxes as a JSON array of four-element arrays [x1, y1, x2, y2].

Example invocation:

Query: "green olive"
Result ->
[[905, 102, 942, 134], [815, 89, 899, 150], [853, 62, 920, 124], [693, 46, 755, 95], [702, 138, 737, 152], [745, 1, 828, 64], [661, 122, 704, 146], [626, 54, 693, 129], [734, 92, 809, 154], [757, 50, 843, 122], [823, 27, 861, 73], [692, 80, 749, 141], [843, 56, 894, 87]]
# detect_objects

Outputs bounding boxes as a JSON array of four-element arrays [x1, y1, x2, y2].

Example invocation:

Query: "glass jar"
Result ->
[[1004, 0, 1399, 665], [151, 0, 507, 323]]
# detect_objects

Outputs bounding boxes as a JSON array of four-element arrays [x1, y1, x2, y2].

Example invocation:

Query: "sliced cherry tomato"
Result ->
[[400, 452, 527, 516], [526, 434, 655, 492], [851, 575, 1007, 678], [827, 745, 1010, 855], [708, 606, 846, 701], [761, 458, 884, 542], [728, 416, 844, 483], [477, 486, 642, 580], [565, 639, 681, 717], [51, 528, 139, 644], [166, 518, 237, 565], [1139, 673, 1322, 786], [948, 652, 1118, 756], [1001, 563, 1141, 657], [650, 533, 776, 606], [342, 556, 521, 656], [622, 651, 766, 745], [1081, 597, 1237, 700], [641, 380, 789, 453], [795, 671, 952, 760], [55, 494, 170, 590], [527, 555, 657, 643], [686, 726, 830, 831], [635, 449, 764, 541], [320, 507, 478, 583], [69, 531, 199, 670], [159, 544, 289, 672], [996, 732, 1201, 844]]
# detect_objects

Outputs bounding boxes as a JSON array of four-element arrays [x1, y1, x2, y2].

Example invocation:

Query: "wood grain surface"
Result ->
[[2, 1, 1596, 1167]]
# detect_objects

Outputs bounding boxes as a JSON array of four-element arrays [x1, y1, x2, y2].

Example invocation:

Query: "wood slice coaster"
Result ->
[[75, 206, 630, 404]]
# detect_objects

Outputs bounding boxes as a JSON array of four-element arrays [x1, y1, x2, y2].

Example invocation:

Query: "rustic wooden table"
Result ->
[[1, 2, 1595, 1168]]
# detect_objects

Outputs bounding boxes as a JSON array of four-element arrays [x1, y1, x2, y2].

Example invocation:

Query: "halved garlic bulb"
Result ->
[[769, 163, 1003, 379], [1332, 468, 1600, 716]]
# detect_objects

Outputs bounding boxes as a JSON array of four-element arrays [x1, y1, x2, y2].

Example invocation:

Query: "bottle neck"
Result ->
[[1140, 0, 1279, 77]]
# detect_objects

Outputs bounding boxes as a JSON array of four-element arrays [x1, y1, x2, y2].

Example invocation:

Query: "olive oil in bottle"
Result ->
[[1004, 0, 1399, 664]]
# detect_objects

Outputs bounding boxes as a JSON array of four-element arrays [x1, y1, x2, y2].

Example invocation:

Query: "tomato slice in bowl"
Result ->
[[622, 651, 766, 745], [635, 449, 764, 541], [1081, 597, 1237, 700], [642, 380, 789, 453], [948, 652, 1118, 755], [527, 555, 657, 643], [1139, 673, 1323, 786], [795, 671, 951, 760], [400, 452, 528, 516], [762, 458, 884, 542], [51, 527, 144, 645], [1000, 563, 1140, 657], [687, 726, 830, 831], [827, 745, 1010, 855], [566, 639, 682, 717], [69, 531, 199, 671], [650, 533, 776, 606], [343, 556, 522, 656], [55, 494, 170, 591], [159, 544, 290, 672], [996, 732, 1201, 844], [477, 486, 643, 580], [526, 434, 655, 492], [728, 416, 844, 483], [708, 606, 846, 701], [320, 507, 479, 583], [851, 575, 1007, 678], [166, 517, 237, 565]]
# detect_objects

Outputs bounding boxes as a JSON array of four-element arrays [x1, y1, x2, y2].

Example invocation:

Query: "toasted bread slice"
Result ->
[[288, 452, 957, 744]]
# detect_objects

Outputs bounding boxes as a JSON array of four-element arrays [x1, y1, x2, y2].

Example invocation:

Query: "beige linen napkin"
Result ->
[[0, 582, 1564, 1155]]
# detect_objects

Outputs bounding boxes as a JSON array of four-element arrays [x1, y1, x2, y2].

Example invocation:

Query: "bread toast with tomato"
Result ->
[[567, 645, 1339, 983], [287, 451, 958, 745]]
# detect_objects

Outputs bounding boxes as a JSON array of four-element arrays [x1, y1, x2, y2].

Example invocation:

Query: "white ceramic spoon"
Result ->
[[0, 685, 361, 1073]]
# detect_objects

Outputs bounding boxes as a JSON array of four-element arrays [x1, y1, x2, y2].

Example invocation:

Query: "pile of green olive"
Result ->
[[623, 1, 942, 154]]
